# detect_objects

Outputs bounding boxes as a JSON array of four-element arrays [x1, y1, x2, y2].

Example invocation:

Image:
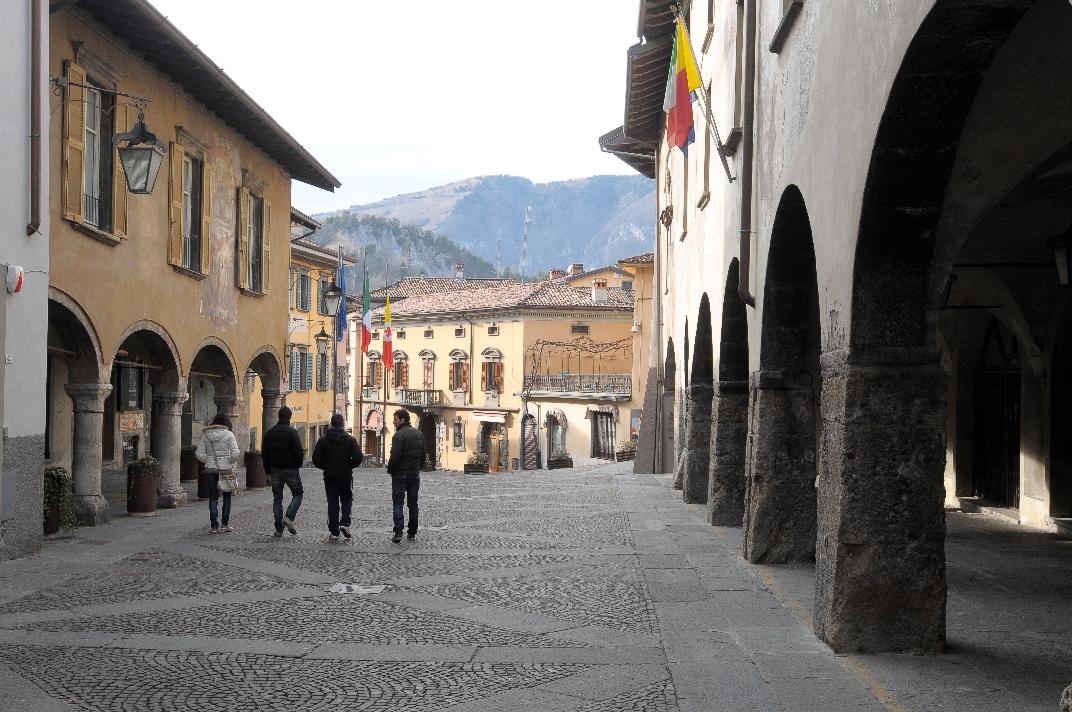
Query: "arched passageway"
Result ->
[[246, 348, 283, 453], [708, 260, 749, 525], [681, 295, 714, 504], [744, 186, 821, 565]]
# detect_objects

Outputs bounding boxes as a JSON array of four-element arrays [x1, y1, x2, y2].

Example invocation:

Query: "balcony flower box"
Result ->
[[615, 450, 636, 462], [547, 456, 574, 470]]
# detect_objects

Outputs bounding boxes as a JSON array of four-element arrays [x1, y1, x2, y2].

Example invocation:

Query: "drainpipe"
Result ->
[[738, 0, 757, 307], [27, 0, 42, 236], [462, 312, 475, 406]]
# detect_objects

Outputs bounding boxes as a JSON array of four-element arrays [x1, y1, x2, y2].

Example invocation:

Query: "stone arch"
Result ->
[[481, 347, 503, 360], [112, 320, 183, 391], [47, 287, 104, 382], [744, 185, 820, 566], [681, 294, 714, 504], [708, 259, 750, 525], [245, 345, 284, 451]]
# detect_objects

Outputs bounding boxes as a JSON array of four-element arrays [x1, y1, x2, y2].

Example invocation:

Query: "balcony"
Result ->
[[523, 374, 632, 401], [395, 388, 443, 407]]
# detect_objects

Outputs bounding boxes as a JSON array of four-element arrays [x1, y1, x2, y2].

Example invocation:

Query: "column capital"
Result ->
[[153, 391, 188, 416], [64, 383, 112, 412]]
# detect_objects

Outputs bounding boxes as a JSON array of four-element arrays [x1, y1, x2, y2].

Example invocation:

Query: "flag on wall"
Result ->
[[663, 16, 702, 154], [360, 267, 372, 353], [383, 297, 394, 373]]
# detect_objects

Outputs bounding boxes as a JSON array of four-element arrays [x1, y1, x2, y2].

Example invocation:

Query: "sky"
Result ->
[[148, 0, 642, 214]]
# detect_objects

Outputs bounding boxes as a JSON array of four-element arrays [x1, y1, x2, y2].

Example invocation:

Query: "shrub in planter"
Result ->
[[180, 445, 199, 482], [547, 448, 573, 470], [43, 466, 77, 535], [616, 438, 638, 462], [464, 452, 489, 474], [245, 449, 266, 489], [127, 456, 159, 516]]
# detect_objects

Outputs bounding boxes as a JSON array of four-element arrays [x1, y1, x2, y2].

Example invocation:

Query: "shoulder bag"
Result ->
[[206, 434, 240, 494]]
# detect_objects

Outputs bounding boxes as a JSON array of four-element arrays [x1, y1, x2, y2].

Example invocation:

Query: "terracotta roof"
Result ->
[[368, 281, 634, 319], [555, 265, 632, 283], [617, 252, 654, 265], [370, 277, 517, 300]]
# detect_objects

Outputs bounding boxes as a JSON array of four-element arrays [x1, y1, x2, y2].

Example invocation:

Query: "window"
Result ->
[[291, 349, 312, 391], [481, 361, 503, 394], [296, 273, 312, 311], [372, 330, 380, 340], [424, 329, 434, 338], [453, 420, 464, 449], [571, 325, 590, 335], [83, 85, 114, 230], [393, 360, 408, 388], [237, 183, 271, 294], [366, 360, 382, 387], [181, 154, 203, 271], [422, 359, 434, 389], [316, 352, 330, 391], [396, 329, 406, 339], [449, 360, 468, 392], [454, 327, 465, 338], [318, 276, 330, 314], [248, 193, 264, 292], [487, 325, 499, 336], [622, 280, 634, 291]]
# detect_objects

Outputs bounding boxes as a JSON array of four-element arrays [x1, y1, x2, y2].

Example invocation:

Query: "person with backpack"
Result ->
[[312, 413, 364, 541], [386, 408, 425, 543], [195, 412, 241, 533], [261, 405, 305, 537]]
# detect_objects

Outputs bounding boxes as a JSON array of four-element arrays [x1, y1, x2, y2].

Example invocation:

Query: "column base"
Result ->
[[72, 495, 110, 526], [157, 488, 188, 509]]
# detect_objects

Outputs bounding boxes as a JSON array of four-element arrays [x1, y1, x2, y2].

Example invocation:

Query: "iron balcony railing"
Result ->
[[524, 374, 631, 395], [396, 388, 443, 407], [84, 194, 101, 228]]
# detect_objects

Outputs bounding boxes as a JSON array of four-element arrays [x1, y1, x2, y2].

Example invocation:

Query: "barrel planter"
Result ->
[[180, 447, 199, 482], [196, 461, 209, 500], [43, 505, 60, 535], [245, 451, 266, 489], [547, 457, 574, 470], [127, 460, 159, 516], [615, 450, 636, 462], [463, 464, 489, 474]]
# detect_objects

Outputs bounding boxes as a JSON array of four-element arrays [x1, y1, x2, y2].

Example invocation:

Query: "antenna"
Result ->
[[521, 205, 532, 282]]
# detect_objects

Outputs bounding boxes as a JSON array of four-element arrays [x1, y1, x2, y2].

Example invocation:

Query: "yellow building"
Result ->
[[355, 278, 635, 471], [45, 1, 338, 524]]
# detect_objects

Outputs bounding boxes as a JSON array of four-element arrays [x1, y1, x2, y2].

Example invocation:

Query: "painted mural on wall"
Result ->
[[201, 133, 240, 330]]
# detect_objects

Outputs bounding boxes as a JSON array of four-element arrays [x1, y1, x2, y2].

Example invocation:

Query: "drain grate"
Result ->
[[329, 583, 386, 594]]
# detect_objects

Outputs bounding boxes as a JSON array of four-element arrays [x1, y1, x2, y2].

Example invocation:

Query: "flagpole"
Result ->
[[381, 259, 389, 459], [672, 8, 734, 184], [335, 246, 341, 420], [358, 247, 366, 454]]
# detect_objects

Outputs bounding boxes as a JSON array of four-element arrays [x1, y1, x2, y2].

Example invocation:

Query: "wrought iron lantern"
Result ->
[[314, 327, 331, 354], [323, 282, 343, 317], [112, 111, 165, 194], [1049, 228, 1072, 287]]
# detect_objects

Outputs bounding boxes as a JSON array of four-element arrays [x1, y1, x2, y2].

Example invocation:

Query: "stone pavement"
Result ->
[[0, 463, 1068, 711]]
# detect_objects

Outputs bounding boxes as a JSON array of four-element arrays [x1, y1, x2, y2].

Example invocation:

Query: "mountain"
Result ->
[[314, 174, 655, 276]]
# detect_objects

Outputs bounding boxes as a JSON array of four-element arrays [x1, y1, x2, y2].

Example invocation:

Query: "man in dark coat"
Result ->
[[261, 405, 305, 537], [312, 413, 363, 541], [386, 408, 426, 543]]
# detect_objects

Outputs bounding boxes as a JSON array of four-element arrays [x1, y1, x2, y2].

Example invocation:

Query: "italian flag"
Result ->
[[663, 17, 702, 155], [382, 296, 394, 372], [360, 267, 372, 353]]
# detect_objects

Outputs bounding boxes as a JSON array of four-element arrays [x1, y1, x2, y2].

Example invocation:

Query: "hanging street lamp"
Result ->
[[1049, 227, 1072, 287], [112, 110, 166, 194], [323, 282, 344, 317], [314, 326, 331, 353]]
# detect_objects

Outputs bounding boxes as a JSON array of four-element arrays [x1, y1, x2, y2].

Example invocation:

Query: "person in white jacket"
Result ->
[[196, 412, 241, 533]]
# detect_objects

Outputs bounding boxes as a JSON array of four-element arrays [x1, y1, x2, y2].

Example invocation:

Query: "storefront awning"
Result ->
[[471, 411, 506, 423]]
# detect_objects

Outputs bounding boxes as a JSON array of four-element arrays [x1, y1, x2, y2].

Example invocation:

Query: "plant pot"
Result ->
[[197, 461, 209, 499], [43, 504, 60, 535], [464, 464, 489, 474], [547, 457, 574, 470], [127, 464, 158, 516], [180, 449, 199, 482], [616, 450, 636, 462], [245, 452, 266, 489]]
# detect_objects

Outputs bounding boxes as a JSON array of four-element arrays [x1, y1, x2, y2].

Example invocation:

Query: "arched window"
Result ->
[[419, 350, 436, 390], [448, 349, 469, 392], [481, 347, 503, 394], [366, 350, 382, 388], [392, 350, 409, 388]]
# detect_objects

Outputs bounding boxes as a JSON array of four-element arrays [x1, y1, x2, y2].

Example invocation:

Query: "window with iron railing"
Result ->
[[524, 374, 631, 395]]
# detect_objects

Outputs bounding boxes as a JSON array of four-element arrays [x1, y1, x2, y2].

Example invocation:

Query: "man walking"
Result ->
[[387, 408, 425, 543], [312, 413, 363, 541], [261, 405, 305, 537]]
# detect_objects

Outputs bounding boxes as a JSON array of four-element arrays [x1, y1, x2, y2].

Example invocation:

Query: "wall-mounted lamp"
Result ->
[[323, 282, 343, 317], [314, 327, 331, 354]]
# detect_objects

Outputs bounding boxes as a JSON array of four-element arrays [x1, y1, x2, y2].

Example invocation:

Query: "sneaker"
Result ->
[[210, 527, 219, 534], [391, 533, 403, 543], [340, 526, 351, 539], [220, 525, 232, 533], [407, 534, 416, 541], [329, 534, 340, 541], [273, 529, 283, 538], [282, 517, 297, 535]]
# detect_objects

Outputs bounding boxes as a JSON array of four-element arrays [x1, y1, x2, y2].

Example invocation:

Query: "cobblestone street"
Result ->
[[0, 463, 1069, 711]]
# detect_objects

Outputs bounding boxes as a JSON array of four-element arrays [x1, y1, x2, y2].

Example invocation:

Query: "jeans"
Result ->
[[271, 468, 303, 533], [324, 474, 353, 536], [391, 474, 420, 535], [206, 471, 231, 529]]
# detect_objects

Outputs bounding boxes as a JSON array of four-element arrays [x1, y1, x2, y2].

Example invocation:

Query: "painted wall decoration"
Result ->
[[201, 133, 240, 330]]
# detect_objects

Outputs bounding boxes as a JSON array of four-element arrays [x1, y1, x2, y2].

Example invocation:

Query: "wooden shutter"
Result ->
[[304, 352, 313, 391], [237, 187, 250, 289], [424, 361, 433, 389], [200, 165, 211, 274], [403, 362, 409, 388], [111, 102, 129, 239], [167, 142, 184, 265], [496, 362, 503, 393], [462, 362, 469, 392], [62, 62, 87, 223], [376, 362, 383, 387], [261, 200, 271, 293], [481, 362, 488, 392], [448, 362, 455, 391], [290, 351, 300, 387]]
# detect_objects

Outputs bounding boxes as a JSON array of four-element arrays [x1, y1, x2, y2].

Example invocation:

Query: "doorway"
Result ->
[[483, 423, 507, 472], [590, 411, 615, 460], [973, 318, 1021, 508], [421, 414, 437, 470]]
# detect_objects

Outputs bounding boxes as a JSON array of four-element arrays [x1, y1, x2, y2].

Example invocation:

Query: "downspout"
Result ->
[[738, 0, 757, 307], [27, 0, 42, 236], [462, 312, 475, 406]]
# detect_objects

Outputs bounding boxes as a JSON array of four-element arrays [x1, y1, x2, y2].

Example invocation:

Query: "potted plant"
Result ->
[[547, 448, 573, 470], [180, 445, 199, 482], [127, 456, 159, 516], [616, 438, 638, 462], [464, 452, 489, 475], [244, 449, 266, 489], [43, 466, 77, 535]]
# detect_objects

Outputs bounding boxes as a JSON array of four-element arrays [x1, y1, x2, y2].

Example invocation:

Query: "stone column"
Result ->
[[742, 370, 818, 564], [64, 383, 112, 526], [153, 392, 188, 509], [707, 380, 749, 525], [682, 383, 714, 503], [261, 389, 285, 439], [814, 349, 946, 654], [213, 395, 239, 422]]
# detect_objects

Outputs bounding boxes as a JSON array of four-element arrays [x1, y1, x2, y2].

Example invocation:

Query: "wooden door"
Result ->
[[488, 433, 503, 472]]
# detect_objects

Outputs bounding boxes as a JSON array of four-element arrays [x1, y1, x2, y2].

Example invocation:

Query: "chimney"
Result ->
[[549, 268, 567, 280], [455, 263, 465, 279], [569, 263, 584, 276], [592, 278, 608, 304]]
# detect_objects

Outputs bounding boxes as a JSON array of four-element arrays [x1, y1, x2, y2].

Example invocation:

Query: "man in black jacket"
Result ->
[[261, 406, 305, 537], [312, 413, 363, 541], [386, 409, 426, 543]]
